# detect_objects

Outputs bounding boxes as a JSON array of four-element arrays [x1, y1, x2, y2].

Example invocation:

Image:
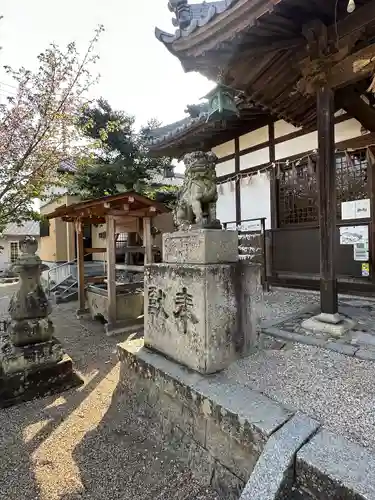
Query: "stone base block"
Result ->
[[0, 354, 83, 408], [301, 315, 355, 338], [163, 229, 238, 264], [145, 263, 245, 374], [8, 317, 54, 347], [0, 336, 64, 374]]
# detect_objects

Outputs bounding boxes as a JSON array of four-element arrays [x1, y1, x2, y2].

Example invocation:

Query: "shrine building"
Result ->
[[147, 0, 375, 307]]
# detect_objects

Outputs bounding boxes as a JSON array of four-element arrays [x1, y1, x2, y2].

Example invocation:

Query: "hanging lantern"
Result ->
[[218, 183, 224, 195], [204, 84, 239, 122]]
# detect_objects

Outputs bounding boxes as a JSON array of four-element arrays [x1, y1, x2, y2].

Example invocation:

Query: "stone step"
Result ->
[[55, 290, 78, 303]]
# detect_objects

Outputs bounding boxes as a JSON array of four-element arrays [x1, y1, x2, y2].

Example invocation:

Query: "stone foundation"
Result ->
[[118, 339, 375, 500], [0, 354, 82, 408], [118, 338, 292, 499]]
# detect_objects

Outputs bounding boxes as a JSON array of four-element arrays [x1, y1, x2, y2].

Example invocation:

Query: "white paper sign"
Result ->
[[341, 198, 370, 220], [341, 201, 356, 220], [240, 220, 262, 232], [354, 242, 369, 262], [339, 225, 368, 245], [355, 198, 370, 219]]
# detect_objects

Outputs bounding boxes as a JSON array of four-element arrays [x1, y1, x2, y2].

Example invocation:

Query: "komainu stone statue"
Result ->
[[175, 151, 221, 230]]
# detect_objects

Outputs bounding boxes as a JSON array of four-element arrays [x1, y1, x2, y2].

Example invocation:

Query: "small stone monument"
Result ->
[[145, 151, 255, 374], [0, 236, 81, 407]]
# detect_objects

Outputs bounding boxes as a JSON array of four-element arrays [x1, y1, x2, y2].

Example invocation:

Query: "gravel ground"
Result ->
[[259, 287, 320, 323], [226, 342, 375, 451], [0, 285, 220, 500]]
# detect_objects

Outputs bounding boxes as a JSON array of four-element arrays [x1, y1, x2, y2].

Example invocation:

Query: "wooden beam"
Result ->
[[328, 42, 375, 90], [76, 221, 86, 313], [336, 88, 375, 132], [106, 215, 117, 328], [108, 208, 158, 217], [317, 86, 338, 315], [84, 247, 107, 254], [329, 1, 375, 41], [86, 276, 106, 284], [143, 217, 152, 265]]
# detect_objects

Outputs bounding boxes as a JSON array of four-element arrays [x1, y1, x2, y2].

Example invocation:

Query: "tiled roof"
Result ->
[[156, 0, 239, 45], [146, 101, 210, 147], [3, 221, 40, 237]]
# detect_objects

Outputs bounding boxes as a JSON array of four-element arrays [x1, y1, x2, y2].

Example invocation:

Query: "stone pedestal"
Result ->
[[145, 230, 253, 374], [0, 237, 82, 407]]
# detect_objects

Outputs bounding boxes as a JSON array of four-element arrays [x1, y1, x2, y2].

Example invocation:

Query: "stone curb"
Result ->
[[239, 413, 320, 500], [296, 428, 375, 499], [263, 326, 367, 359]]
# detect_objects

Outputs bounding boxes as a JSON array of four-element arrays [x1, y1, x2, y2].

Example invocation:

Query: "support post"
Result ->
[[367, 146, 375, 283], [317, 85, 338, 315], [143, 217, 152, 265], [106, 215, 117, 329], [235, 137, 241, 226], [76, 220, 86, 314]]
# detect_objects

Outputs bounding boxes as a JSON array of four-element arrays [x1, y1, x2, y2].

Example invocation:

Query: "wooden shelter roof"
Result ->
[[156, 0, 375, 131], [46, 192, 169, 224]]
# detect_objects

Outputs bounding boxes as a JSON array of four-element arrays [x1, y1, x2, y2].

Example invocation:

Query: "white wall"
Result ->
[[213, 116, 366, 229], [240, 147, 269, 170], [239, 126, 269, 150], [217, 182, 236, 224], [212, 140, 235, 158], [275, 117, 362, 160], [240, 173, 271, 229], [216, 158, 235, 176]]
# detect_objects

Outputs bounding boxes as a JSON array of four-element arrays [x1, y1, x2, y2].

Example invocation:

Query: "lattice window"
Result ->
[[278, 150, 369, 226], [336, 151, 368, 217], [10, 242, 19, 263], [278, 160, 318, 226]]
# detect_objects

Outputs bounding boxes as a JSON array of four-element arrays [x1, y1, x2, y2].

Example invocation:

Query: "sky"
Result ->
[[0, 0, 213, 128]]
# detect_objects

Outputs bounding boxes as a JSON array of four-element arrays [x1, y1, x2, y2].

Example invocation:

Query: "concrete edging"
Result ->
[[239, 413, 320, 500]]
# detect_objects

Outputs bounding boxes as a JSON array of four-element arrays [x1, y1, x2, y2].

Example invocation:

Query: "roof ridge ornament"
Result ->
[[156, 1, 240, 44], [168, 0, 192, 30]]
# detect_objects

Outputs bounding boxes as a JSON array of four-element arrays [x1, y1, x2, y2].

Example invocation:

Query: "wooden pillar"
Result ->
[[76, 220, 86, 313], [143, 217, 152, 265], [106, 215, 116, 328], [234, 137, 241, 225], [269, 121, 278, 230], [317, 86, 338, 315], [367, 147, 375, 284]]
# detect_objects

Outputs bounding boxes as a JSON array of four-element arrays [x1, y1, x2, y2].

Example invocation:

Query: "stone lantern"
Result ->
[[0, 236, 81, 408]]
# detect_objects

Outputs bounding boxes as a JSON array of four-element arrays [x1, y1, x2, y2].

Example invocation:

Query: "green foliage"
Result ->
[[70, 99, 174, 200], [143, 183, 180, 210], [0, 25, 104, 230]]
